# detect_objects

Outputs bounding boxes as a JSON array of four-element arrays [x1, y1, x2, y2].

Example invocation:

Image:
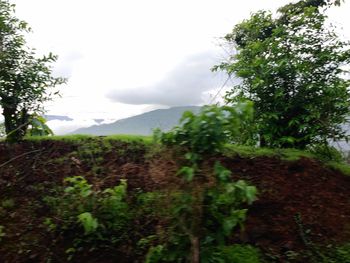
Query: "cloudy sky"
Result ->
[[7, 0, 350, 134]]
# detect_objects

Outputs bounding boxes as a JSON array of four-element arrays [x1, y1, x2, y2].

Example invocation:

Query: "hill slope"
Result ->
[[71, 106, 201, 135], [0, 137, 350, 262]]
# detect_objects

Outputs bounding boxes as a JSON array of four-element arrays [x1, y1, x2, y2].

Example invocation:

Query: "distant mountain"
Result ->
[[45, 115, 73, 121], [71, 106, 201, 136], [93, 119, 105, 124]]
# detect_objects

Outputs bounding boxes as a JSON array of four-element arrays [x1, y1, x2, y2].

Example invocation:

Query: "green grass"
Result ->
[[7, 134, 350, 176], [223, 144, 315, 161], [224, 144, 350, 176], [327, 161, 350, 176], [25, 134, 153, 144]]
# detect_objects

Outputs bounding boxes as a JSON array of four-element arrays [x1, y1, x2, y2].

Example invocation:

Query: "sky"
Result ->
[[6, 0, 350, 134]]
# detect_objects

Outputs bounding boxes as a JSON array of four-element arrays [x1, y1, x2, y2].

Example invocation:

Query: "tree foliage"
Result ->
[[0, 0, 65, 142], [213, 0, 350, 148]]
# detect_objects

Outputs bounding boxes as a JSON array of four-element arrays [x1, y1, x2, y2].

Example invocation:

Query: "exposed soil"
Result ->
[[0, 139, 349, 262]]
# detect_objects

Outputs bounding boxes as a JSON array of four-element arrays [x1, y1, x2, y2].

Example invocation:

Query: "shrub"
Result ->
[[145, 163, 257, 262], [44, 176, 132, 258], [160, 103, 254, 155]]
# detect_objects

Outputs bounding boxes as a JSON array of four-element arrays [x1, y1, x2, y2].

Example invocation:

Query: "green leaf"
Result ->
[[176, 166, 195, 182], [77, 212, 98, 235]]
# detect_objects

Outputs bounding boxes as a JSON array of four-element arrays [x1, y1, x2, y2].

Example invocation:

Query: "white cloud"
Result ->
[[47, 119, 97, 135], [6, 0, 350, 133], [106, 51, 228, 106]]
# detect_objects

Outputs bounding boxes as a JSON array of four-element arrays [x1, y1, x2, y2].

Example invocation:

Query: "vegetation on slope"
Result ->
[[0, 135, 350, 262], [1, 103, 350, 262]]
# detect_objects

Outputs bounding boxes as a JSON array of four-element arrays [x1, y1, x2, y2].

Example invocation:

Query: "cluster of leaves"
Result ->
[[0, 115, 54, 139], [26, 115, 54, 137], [160, 103, 255, 155], [213, 0, 350, 149], [44, 176, 131, 258]]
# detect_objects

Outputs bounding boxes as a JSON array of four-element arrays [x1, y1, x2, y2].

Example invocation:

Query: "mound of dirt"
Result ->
[[0, 139, 349, 262]]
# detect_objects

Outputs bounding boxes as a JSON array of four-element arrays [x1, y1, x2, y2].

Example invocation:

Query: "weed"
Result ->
[[44, 176, 132, 260]]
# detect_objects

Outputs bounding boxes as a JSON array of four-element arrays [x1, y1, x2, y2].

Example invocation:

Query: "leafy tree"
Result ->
[[0, 0, 65, 142], [213, 0, 350, 148]]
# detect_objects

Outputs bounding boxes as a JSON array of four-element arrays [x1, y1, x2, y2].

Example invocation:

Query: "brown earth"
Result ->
[[0, 139, 349, 262]]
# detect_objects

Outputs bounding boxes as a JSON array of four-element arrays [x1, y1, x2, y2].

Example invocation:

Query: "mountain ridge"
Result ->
[[71, 106, 201, 135]]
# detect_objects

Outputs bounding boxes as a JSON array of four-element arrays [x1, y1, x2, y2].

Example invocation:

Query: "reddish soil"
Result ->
[[0, 139, 349, 262]]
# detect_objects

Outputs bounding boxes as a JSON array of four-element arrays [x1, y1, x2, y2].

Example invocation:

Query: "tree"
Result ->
[[0, 0, 65, 142], [213, 0, 350, 148]]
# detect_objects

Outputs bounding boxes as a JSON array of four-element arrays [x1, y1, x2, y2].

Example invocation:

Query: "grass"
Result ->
[[223, 144, 315, 161], [327, 161, 350, 176], [25, 134, 153, 144], [224, 144, 350, 176], [5, 134, 350, 176]]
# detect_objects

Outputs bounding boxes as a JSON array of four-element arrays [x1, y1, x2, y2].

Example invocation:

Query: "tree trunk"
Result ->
[[2, 100, 29, 142], [190, 236, 200, 263]]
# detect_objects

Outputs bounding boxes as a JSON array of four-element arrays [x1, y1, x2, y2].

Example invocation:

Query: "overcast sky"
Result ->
[[7, 0, 350, 134]]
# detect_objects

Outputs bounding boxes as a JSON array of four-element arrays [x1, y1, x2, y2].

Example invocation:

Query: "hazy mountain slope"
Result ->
[[71, 106, 201, 135]]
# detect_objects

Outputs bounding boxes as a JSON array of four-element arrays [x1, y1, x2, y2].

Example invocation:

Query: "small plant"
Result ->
[[44, 176, 132, 260], [148, 102, 259, 262], [145, 162, 257, 262]]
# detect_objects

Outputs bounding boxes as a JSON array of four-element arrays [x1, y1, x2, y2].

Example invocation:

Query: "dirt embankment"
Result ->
[[0, 139, 349, 262]]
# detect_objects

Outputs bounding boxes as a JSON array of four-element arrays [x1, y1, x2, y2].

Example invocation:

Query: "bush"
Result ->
[[160, 103, 254, 155], [44, 176, 132, 258], [145, 163, 257, 262]]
